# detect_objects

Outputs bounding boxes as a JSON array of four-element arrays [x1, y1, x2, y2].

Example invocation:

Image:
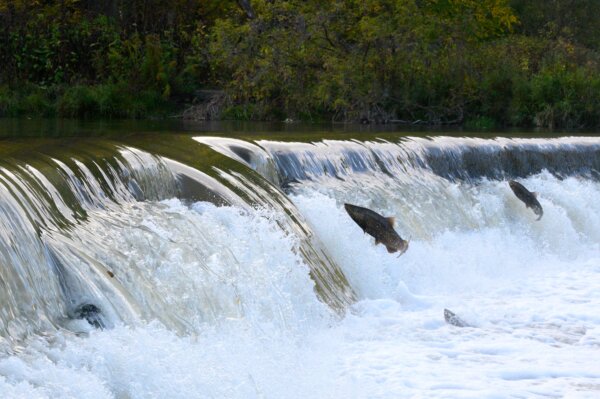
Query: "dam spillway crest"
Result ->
[[0, 134, 599, 398]]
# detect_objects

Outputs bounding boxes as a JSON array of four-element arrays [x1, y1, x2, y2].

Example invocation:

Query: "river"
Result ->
[[0, 120, 599, 398]]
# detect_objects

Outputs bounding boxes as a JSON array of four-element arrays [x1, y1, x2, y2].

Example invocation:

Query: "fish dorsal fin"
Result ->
[[532, 192, 538, 198], [386, 217, 395, 227]]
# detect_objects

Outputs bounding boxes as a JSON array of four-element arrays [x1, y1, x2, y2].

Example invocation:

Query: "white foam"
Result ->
[[56, 198, 333, 333], [2, 172, 600, 398]]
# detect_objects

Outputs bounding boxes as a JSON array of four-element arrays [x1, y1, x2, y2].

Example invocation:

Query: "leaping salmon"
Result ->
[[508, 180, 543, 220], [344, 203, 409, 256]]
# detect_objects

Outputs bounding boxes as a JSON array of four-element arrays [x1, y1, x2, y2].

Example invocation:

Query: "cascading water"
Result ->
[[1, 134, 599, 398], [0, 146, 180, 346]]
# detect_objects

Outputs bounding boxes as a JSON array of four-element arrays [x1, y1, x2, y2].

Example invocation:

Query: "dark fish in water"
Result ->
[[509, 180, 543, 220], [344, 203, 409, 256], [75, 304, 105, 329], [444, 309, 470, 328]]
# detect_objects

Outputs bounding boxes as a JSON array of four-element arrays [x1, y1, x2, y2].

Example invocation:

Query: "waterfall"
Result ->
[[1, 134, 599, 398]]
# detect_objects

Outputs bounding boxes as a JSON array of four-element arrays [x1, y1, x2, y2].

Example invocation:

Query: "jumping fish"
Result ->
[[509, 180, 543, 220], [344, 203, 409, 255]]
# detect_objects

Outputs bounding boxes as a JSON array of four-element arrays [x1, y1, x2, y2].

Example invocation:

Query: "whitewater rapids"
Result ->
[[0, 136, 599, 398]]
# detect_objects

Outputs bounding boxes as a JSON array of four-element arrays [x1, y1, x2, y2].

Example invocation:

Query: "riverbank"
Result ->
[[2, 1, 600, 128], [0, 83, 176, 119]]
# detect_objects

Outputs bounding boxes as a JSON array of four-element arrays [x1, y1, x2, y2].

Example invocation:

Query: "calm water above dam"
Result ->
[[0, 120, 599, 398]]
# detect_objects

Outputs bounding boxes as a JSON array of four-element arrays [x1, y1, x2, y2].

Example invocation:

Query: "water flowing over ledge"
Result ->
[[199, 136, 600, 185], [1, 133, 600, 398], [0, 137, 356, 347]]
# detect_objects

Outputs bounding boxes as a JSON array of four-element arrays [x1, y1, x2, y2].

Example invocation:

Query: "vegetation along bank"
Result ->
[[1, 0, 600, 128]]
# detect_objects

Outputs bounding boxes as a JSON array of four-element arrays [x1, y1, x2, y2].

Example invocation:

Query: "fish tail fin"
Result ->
[[397, 240, 409, 257]]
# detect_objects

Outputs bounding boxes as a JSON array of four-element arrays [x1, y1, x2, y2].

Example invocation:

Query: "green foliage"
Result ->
[[55, 84, 174, 119], [58, 86, 99, 117], [221, 104, 259, 121], [209, 0, 520, 122], [0, 85, 55, 117], [0, 86, 16, 116], [0, 83, 173, 119], [207, 0, 600, 127], [510, 0, 600, 50], [0, 0, 237, 118], [1, 0, 600, 127], [525, 66, 600, 128], [465, 116, 497, 130]]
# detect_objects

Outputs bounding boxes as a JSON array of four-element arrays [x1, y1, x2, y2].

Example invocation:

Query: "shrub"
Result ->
[[58, 86, 99, 117]]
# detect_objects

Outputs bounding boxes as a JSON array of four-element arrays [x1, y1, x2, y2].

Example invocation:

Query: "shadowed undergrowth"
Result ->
[[1, 0, 600, 127]]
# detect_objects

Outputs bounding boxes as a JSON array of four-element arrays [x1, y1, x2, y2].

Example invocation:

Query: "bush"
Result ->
[[0, 84, 54, 117], [0, 86, 16, 116], [465, 116, 497, 130], [58, 86, 99, 117], [2, 0, 600, 126]]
